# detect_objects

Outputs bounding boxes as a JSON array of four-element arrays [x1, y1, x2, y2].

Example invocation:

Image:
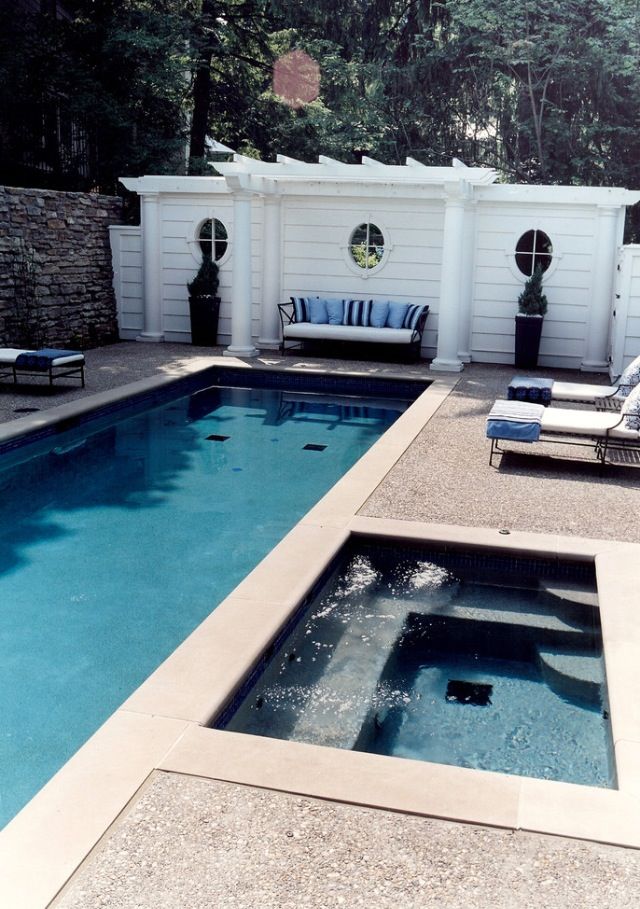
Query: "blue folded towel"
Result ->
[[507, 376, 554, 405], [15, 349, 83, 371], [486, 400, 544, 442]]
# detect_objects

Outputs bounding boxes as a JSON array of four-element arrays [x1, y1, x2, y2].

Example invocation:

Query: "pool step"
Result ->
[[288, 597, 409, 750], [541, 581, 599, 609], [537, 647, 604, 705], [427, 597, 593, 639]]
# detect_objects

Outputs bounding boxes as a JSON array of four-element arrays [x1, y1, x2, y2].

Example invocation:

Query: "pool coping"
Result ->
[[0, 363, 639, 908]]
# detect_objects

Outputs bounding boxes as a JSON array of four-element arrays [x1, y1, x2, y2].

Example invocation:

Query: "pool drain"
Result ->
[[446, 680, 493, 707]]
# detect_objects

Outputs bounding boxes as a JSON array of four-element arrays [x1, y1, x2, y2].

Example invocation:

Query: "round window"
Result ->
[[199, 218, 228, 261], [349, 223, 384, 270], [515, 230, 553, 276]]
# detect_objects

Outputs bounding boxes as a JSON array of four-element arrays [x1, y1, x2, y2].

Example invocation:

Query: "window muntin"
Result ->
[[515, 230, 553, 276], [349, 222, 384, 270], [199, 218, 228, 261]]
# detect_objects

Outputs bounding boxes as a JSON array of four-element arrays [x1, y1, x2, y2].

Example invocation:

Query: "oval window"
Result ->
[[198, 218, 228, 261], [515, 230, 553, 276], [349, 223, 384, 270]]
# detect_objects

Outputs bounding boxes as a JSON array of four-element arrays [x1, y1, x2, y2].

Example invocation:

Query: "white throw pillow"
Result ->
[[616, 353, 640, 398], [621, 382, 640, 431]]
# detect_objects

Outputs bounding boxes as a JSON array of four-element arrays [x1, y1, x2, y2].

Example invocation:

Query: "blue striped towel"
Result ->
[[486, 400, 544, 442], [507, 376, 554, 405]]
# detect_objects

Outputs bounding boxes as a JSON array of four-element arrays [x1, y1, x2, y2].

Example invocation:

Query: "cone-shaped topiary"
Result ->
[[517, 265, 548, 316], [188, 256, 219, 298]]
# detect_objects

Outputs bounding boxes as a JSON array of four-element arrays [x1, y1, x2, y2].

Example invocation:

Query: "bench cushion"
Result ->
[[283, 323, 415, 345]]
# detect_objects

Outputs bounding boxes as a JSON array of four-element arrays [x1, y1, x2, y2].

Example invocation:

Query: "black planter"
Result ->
[[189, 295, 220, 346], [514, 314, 544, 369]]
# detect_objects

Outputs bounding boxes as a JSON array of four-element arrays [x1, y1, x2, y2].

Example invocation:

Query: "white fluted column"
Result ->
[[581, 205, 620, 372], [258, 194, 282, 348], [430, 186, 467, 372], [457, 200, 477, 363], [225, 190, 258, 358], [137, 192, 164, 342]]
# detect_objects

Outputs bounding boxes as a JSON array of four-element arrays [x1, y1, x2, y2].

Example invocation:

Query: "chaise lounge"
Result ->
[[486, 391, 640, 467], [507, 354, 640, 407], [0, 348, 86, 388]]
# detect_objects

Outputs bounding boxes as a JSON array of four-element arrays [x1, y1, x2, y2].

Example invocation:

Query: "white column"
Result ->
[[137, 192, 164, 342], [581, 205, 620, 372], [457, 201, 476, 363], [258, 194, 282, 348], [225, 191, 258, 358], [430, 187, 467, 372]]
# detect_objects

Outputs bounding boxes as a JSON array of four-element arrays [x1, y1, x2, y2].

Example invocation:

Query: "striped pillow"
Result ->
[[290, 296, 312, 323], [403, 304, 429, 331], [343, 299, 372, 326]]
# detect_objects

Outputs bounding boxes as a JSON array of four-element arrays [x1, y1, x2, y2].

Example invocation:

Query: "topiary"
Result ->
[[188, 256, 219, 298], [517, 265, 548, 316]]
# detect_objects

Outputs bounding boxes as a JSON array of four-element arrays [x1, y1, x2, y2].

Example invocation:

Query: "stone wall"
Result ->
[[0, 186, 123, 349]]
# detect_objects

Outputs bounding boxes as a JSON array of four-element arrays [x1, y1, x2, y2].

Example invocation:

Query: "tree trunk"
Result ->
[[188, 0, 217, 166]]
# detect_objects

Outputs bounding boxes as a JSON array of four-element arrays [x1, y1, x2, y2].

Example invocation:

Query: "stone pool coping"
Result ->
[[0, 360, 638, 907]]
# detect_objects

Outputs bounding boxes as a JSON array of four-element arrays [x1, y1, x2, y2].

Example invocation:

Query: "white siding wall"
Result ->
[[109, 226, 143, 339], [281, 196, 443, 357], [615, 245, 640, 369], [158, 194, 253, 344], [471, 205, 599, 368]]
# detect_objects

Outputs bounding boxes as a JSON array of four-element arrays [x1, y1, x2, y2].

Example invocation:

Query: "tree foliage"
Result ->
[[2, 0, 640, 211]]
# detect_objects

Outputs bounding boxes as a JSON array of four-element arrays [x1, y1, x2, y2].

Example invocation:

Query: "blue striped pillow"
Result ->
[[403, 304, 429, 330], [343, 299, 372, 326], [290, 296, 312, 322]]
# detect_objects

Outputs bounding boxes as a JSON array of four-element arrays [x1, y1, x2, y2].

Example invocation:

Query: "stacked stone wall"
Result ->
[[0, 186, 123, 349]]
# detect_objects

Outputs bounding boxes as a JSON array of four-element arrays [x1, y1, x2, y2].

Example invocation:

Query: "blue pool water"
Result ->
[[221, 542, 615, 788], [0, 381, 410, 827]]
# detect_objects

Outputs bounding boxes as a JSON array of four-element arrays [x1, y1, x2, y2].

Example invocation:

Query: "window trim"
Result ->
[[342, 218, 392, 278], [188, 215, 231, 267], [505, 226, 561, 282]]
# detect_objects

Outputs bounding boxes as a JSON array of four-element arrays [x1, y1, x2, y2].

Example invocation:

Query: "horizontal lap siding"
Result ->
[[622, 248, 640, 362], [471, 205, 597, 368], [110, 227, 143, 338], [158, 196, 260, 344], [282, 197, 443, 356]]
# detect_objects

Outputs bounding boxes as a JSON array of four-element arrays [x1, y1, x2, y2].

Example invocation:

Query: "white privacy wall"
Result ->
[[471, 203, 600, 369], [111, 190, 263, 344], [615, 245, 640, 369], [114, 165, 640, 370], [281, 196, 443, 358], [109, 225, 143, 339]]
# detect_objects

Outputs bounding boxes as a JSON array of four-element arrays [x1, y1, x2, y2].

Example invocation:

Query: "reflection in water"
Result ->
[[0, 385, 406, 827]]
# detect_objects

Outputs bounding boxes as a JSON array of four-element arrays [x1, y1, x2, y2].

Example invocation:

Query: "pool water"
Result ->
[[0, 383, 408, 828], [221, 542, 615, 789]]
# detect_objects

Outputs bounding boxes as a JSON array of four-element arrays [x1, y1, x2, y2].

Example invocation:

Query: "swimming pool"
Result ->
[[219, 538, 614, 788], [0, 373, 423, 828]]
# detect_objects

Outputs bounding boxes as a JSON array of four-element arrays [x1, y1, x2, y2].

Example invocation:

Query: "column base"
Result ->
[[580, 359, 609, 373], [136, 333, 164, 343], [430, 357, 464, 373], [224, 345, 259, 359], [257, 337, 281, 350]]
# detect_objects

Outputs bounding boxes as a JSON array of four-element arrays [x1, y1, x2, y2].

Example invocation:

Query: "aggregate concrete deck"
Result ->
[[2, 342, 638, 908]]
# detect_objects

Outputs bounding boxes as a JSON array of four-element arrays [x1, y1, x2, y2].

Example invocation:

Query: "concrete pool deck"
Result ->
[[0, 343, 639, 908]]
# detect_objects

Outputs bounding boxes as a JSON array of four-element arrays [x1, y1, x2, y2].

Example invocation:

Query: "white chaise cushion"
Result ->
[[0, 348, 31, 364], [551, 381, 619, 402], [541, 407, 639, 439]]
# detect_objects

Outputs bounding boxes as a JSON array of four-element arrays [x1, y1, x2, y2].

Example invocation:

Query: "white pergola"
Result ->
[[212, 154, 498, 369], [120, 154, 640, 373]]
